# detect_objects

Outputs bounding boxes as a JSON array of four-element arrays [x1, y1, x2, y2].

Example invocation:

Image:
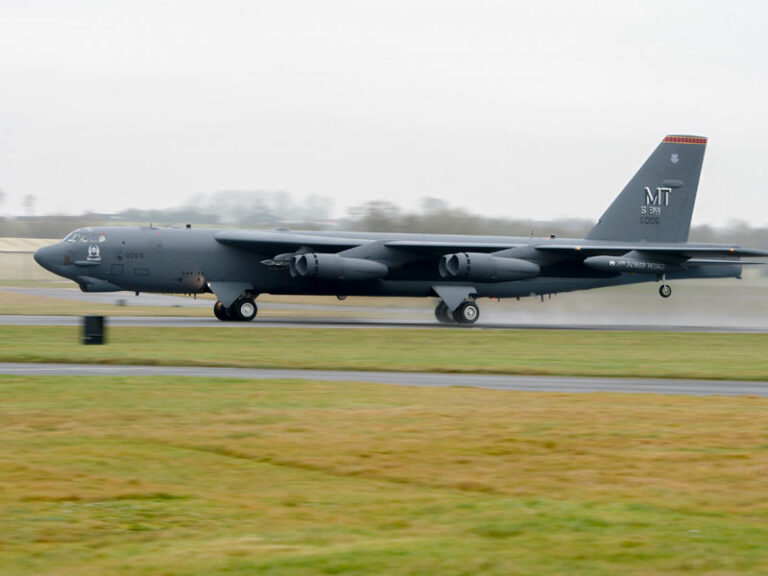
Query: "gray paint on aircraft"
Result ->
[[34, 136, 767, 324]]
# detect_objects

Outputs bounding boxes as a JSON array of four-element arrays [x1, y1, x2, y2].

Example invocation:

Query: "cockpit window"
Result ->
[[64, 228, 107, 243]]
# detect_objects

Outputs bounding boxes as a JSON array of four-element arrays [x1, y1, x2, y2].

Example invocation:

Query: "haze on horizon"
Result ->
[[1, 0, 767, 227]]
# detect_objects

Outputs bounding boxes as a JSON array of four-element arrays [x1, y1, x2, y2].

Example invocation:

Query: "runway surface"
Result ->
[[2, 362, 766, 397], [1, 314, 767, 332], [4, 285, 768, 332]]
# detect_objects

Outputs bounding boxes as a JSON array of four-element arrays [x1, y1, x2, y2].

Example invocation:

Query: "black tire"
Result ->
[[454, 302, 480, 325], [213, 300, 231, 321], [233, 298, 258, 321], [435, 301, 454, 324], [659, 284, 672, 298]]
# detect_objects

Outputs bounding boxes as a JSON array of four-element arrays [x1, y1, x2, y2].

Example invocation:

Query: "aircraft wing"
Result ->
[[384, 240, 526, 255], [214, 230, 766, 263], [214, 230, 367, 253]]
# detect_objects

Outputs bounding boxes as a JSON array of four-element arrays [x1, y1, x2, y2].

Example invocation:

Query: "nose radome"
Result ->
[[33, 244, 56, 271], [33, 246, 45, 265]]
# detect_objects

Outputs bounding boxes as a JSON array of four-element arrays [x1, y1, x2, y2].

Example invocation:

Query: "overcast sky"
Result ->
[[1, 0, 767, 226]]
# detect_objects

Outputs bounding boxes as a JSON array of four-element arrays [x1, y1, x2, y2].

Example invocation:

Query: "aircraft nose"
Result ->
[[34, 244, 58, 272]]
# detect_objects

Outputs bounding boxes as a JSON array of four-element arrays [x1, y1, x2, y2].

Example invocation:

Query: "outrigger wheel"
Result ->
[[659, 284, 672, 298]]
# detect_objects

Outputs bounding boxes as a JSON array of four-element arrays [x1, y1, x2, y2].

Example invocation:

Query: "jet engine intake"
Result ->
[[439, 252, 540, 282], [292, 253, 388, 281]]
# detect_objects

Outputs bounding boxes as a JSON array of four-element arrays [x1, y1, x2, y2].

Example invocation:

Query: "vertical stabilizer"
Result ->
[[586, 135, 707, 242]]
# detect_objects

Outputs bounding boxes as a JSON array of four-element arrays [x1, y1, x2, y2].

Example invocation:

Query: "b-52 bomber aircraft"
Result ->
[[35, 135, 767, 325]]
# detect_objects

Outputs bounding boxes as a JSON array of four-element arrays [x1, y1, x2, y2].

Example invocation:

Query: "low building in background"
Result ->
[[0, 238, 58, 281]]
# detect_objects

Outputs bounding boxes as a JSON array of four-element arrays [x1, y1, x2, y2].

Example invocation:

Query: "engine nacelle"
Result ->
[[292, 253, 389, 281], [439, 252, 540, 282]]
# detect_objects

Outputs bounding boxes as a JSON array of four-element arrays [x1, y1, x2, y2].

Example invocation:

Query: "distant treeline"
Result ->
[[2, 193, 767, 250]]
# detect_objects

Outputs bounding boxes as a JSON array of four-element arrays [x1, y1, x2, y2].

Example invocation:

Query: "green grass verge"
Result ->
[[2, 375, 767, 575], [1, 326, 767, 380]]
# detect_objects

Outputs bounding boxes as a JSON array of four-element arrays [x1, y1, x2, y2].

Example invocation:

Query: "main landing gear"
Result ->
[[435, 301, 452, 323], [214, 298, 258, 322], [435, 300, 480, 325]]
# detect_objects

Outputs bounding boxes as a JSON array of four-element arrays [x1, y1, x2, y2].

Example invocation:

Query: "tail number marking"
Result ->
[[640, 186, 672, 224], [644, 186, 672, 206]]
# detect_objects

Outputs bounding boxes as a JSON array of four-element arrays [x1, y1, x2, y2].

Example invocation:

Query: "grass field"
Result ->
[[2, 375, 767, 575], [2, 283, 767, 574], [1, 325, 767, 380]]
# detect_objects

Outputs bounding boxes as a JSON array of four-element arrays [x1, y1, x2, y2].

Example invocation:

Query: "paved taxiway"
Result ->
[[2, 363, 766, 397]]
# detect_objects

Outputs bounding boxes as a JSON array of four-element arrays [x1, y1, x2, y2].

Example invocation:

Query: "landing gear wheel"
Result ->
[[233, 298, 258, 321], [454, 301, 480, 325], [659, 284, 672, 299], [213, 300, 232, 321], [435, 301, 454, 324]]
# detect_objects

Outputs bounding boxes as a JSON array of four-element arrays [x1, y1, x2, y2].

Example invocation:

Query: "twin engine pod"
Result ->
[[291, 253, 389, 281], [288, 251, 541, 283], [439, 252, 540, 282]]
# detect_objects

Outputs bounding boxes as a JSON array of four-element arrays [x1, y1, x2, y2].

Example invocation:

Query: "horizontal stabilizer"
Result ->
[[686, 258, 765, 266], [538, 243, 768, 259]]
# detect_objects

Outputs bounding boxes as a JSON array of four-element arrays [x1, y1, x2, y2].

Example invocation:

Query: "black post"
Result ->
[[82, 316, 106, 345]]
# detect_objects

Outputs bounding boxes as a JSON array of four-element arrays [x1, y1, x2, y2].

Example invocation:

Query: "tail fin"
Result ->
[[586, 135, 707, 243]]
